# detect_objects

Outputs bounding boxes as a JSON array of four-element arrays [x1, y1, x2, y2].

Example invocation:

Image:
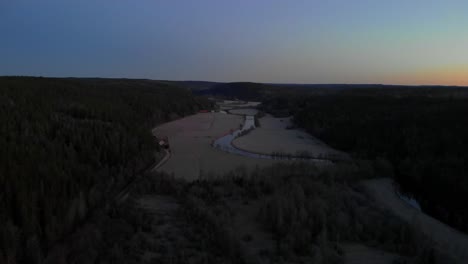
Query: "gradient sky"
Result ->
[[1, 0, 468, 85]]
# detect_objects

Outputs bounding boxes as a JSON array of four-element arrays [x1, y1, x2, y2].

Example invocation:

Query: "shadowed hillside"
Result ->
[[0, 77, 212, 263], [261, 87, 468, 234]]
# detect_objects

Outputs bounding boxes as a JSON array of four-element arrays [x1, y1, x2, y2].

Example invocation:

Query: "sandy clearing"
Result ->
[[232, 115, 348, 160], [363, 178, 468, 263], [153, 113, 279, 180]]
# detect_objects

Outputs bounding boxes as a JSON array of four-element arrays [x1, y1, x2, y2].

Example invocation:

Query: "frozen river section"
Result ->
[[213, 116, 270, 158], [213, 115, 331, 163]]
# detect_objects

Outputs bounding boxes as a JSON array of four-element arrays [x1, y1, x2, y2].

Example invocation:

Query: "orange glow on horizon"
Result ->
[[389, 65, 468, 86]]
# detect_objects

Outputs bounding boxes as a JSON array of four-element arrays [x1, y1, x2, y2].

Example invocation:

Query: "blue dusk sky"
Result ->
[[1, 0, 468, 85]]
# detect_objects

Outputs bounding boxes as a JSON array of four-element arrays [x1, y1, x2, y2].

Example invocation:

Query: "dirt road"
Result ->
[[116, 149, 171, 202]]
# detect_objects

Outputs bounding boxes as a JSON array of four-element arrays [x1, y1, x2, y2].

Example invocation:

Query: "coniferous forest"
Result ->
[[1, 78, 466, 263], [262, 89, 468, 233], [0, 77, 210, 263]]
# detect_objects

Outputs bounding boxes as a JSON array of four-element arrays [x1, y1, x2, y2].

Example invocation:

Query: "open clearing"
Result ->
[[218, 100, 261, 111], [229, 108, 259, 115], [153, 112, 337, 180], [364, 178, 468, 263], [232, 115, 348, 159], [153, 113, 281, 180]]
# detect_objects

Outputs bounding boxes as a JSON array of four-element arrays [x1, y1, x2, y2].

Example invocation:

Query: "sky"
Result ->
[[1, 0, 468, 85]]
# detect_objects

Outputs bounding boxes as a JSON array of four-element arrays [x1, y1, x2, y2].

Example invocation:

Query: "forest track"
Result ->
[[115, 148, 171, 202], [363, 178, 468, 263], [151, 149, 172, 172]]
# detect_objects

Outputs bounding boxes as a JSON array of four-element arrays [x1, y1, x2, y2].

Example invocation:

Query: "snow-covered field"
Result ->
[[232, 115, 348, 160], [218, 101, 261, 111], [152, 113, 277, 180], [229, 108, 259, 116], [152, 100, 347, 180]]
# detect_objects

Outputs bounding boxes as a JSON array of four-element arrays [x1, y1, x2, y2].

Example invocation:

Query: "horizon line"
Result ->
[[1, 75, 468, 88]]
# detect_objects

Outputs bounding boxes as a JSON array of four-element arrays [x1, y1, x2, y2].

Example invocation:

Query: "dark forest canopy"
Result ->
[[261, 89, 468, 234], [2, 77, 467, 263], [0, 77, 211, 263]]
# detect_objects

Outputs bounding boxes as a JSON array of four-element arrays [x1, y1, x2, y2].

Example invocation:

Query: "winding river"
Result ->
[[212, 113, 332, 163]]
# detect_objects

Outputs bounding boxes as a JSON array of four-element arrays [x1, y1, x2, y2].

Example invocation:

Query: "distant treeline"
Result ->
[[262, 89, 468, 233], [0, 77, 211, 263], [195, 81, 468, 102]]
